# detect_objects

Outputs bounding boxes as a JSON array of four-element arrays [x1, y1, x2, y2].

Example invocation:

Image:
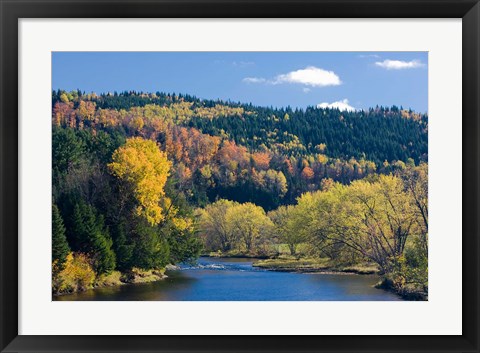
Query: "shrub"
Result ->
[[53, 252, 96, 294]]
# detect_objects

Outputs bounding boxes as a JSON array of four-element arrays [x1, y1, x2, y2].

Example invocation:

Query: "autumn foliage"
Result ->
[[109, 137, 172, 225], [53, 253, 96, 294]]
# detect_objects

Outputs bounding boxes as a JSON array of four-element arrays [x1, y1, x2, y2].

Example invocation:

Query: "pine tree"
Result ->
[[112, 221, 134, 272], [52, 204, 70, 269], [91, 214, 116, 274], [131, 219, 170, 270], [70, 201, 116, 274], [71, 202, 91, 252]]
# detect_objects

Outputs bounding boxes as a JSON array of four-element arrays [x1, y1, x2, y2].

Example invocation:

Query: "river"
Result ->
[[54, 257, 402, 301]]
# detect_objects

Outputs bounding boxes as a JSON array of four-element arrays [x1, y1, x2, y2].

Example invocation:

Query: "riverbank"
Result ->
[[53, 268, 167, 296], [252, 257, 380, 275], [375, 278, 428, 301]]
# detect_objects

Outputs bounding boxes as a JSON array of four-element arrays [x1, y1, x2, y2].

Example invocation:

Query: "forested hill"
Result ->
[[52, 90, 427, 210], [53, 90, 428, 166], [188, 105, 428, 166]]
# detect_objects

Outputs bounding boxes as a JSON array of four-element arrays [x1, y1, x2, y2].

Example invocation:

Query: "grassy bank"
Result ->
[[252, 257, 380, 275], [119, 268, 167, 284]]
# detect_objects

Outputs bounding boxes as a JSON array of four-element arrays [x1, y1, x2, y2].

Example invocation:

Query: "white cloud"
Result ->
[[375, 59, 424, 70], [242, 66, 341, 88], [272, 66, 341, 87], [242, 77, 267, 84], [317, 99, 356, 112], [303, 87, 311, 93]]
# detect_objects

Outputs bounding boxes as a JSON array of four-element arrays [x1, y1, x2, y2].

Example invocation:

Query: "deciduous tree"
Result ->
[[109, 137, 172, 226]]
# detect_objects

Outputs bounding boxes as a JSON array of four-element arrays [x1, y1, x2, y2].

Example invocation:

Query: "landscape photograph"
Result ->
[[52, 52, 428, 301]]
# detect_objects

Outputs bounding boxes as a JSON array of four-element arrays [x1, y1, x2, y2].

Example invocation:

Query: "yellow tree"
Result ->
[[109, 137, 172, 226], [328, 176, 417, 272], [268, 205, 305, 256], [227, 203, 274, 254], [264, 169, 288, 197], [77, 100, 96, 122], [400, 164, 428, 239], [197, 199, 239, 252], [293, 188, 340, 258]]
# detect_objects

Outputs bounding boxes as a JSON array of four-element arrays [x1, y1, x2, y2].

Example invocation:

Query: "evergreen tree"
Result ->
[[52, 204, 70, 268], [167, 227, 202, 265], [52, 127, 85, 177], [92, 214, 116, 275], [112, 221, 134, 272], [131, 220, 170, 270], [71, 201, 116, 274]]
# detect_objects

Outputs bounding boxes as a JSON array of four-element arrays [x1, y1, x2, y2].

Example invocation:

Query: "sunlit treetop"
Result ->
[[109, 137, 172, 226]]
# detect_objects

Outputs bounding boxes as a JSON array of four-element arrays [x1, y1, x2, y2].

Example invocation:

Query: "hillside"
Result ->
[[54, 90, 428, 163], [52, 90, 428, 210]]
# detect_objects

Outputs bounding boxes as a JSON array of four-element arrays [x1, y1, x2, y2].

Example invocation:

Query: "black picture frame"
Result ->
[[1, 0, 479, 352]]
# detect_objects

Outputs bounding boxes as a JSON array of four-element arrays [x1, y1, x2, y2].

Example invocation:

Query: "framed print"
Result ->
[[1, 0, 479, 352]]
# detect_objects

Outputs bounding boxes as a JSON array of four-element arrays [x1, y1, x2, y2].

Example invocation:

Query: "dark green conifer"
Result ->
[[52, 204, 70, 269], [71, 201, 116, 274]]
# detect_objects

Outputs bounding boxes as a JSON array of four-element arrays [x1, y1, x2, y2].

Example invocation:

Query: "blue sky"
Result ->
[[52, 52, 428, 113]]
